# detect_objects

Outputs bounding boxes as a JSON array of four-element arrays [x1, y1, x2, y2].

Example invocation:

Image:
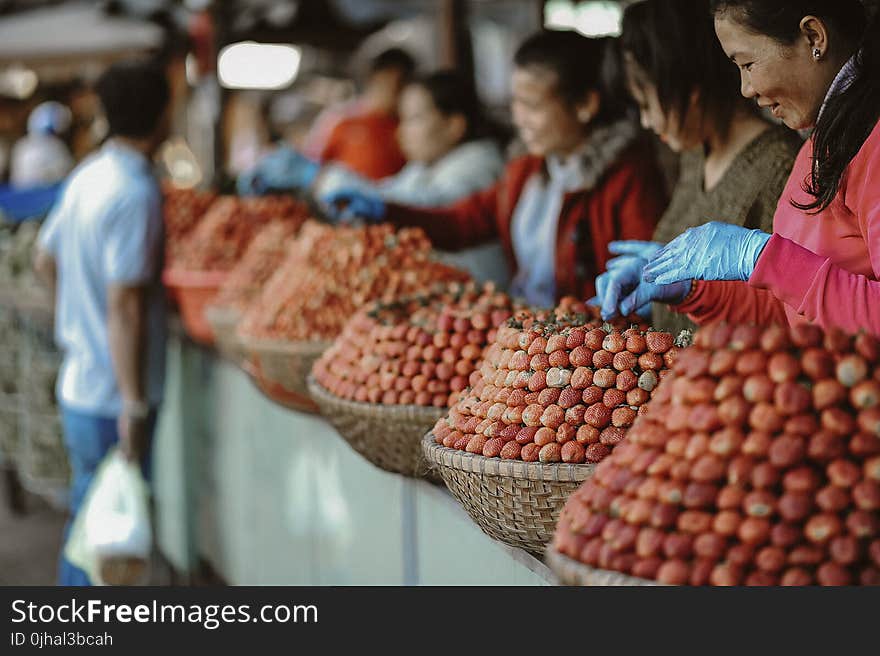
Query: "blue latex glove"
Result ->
[[590, 241, 663, 320], [643, 221, 772, 285], [320, 188, 386, 224], [618, 278, 693, 317], [236, 145, 320, 196]]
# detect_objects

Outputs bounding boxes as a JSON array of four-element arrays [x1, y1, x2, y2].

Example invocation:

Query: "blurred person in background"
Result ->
[[33, 61, 170, 586], [322, 31, 668, 306], [302, 47, 415, 180], [313, 71, 506, 207], [240, 70, 509, 284], [9, 101, 75, 189]]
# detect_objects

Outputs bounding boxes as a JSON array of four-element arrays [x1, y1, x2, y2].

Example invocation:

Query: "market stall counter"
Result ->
[[152, 326, 556, 585]]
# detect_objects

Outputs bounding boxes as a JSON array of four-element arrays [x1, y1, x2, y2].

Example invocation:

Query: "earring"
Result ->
[[813, 47, 822, 60]]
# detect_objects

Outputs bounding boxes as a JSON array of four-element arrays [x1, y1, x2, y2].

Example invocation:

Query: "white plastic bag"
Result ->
[[64, 449, 152, 585]]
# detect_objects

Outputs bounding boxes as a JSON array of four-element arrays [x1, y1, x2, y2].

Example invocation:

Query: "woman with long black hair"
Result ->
[[593, 0, 801, 334], [624, 0, 880, 335]]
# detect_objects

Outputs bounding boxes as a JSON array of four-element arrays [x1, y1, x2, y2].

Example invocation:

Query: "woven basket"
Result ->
[[308, 376, 447, 478], [239, 336, 330, 414], [19, 409, 69, 497], [545, 549, 662, 586], [422, 434, 596, 556], [204, 305, 244, 364]]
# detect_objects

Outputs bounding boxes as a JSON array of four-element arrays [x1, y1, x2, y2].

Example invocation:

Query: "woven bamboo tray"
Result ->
[[422, 433, 596, 556], [239, 336, 330, 414], [545, 549, 662, 586], [308, 376, 447, 478], [204, 305, 244, 364]]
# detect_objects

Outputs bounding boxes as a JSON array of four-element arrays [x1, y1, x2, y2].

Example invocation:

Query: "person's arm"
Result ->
[[393, 143, 505, 208], [749, 234, 880, 334], [383, 174, 504, 251], [107, 284, 149, 460], [102, 193, 161, 462], [673, 279, 789, 326], [32, 202, 63, 305], [746, 129, 880, 334], [32, 247, 56, 303]]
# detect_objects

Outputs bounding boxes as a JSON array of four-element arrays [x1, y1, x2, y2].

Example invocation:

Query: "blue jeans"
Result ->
[[58, 405, 156, 586]]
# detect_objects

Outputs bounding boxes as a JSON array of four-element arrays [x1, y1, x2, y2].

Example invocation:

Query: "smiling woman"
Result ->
[[590, 0, 801, 335], [628, 0, 880, 336], [712, 0, 870, 211], [369, 31, 669, 306]]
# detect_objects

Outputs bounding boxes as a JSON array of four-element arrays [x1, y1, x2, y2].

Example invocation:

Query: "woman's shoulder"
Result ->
[[852, 116, 880, 162], [743, 123, 804, 169], [438, 139, 504, 170]]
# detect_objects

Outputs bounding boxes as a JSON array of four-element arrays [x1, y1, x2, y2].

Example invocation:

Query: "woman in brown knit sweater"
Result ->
[[593, 0, 802, 334]]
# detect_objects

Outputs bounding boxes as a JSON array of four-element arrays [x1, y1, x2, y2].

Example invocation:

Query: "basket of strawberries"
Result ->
[[309, 282, 516, 477], [163, 195, 309, 345], [422, 299, 683, 555], [549, 322, 880, 586], [204, 221, 298, 364], [238, 222, 470, 414]]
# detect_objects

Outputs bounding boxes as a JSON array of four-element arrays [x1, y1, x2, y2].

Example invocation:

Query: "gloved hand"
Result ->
[[236, 145, 320, 196], [589, 241, 662, 320], [642, 221, 771, 285], [320, 188, 386, 224], [617, 278, 692, 318]]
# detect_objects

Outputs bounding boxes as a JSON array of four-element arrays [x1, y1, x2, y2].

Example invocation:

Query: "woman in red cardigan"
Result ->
[[323, 32, 668, 305], [605, 0, 880, 335]]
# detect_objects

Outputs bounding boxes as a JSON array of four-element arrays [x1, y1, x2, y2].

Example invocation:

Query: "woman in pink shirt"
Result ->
[[606, 0, 880, 335]]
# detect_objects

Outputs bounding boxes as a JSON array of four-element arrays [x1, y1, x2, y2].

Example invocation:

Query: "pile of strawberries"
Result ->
[[312, 282, 517, 408], [161, 184, 217, 265], [431, 302, 679, 464], [211, 221, 298, 314], [174, 195, 310, 272], [237, 222, 470, 343], [553, 322, 880, 585]]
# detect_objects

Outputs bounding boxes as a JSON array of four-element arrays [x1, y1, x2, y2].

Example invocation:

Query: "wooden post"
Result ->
[[438, 0, 474, 84]]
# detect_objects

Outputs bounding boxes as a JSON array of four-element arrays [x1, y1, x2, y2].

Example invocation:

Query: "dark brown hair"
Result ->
[[622, 0, 750, 140]]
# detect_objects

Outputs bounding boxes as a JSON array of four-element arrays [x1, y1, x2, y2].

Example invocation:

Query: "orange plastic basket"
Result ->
[[162, 268, 228, 346]]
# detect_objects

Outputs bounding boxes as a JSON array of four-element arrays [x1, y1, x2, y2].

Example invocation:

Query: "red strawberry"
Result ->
[[569, 346, 593, 368], [602, 332, 626, 354], [585, 328, 607, 351], [585, 443, 612, 462], [582, 386, 604, 405], [548, 349, 570, 368], [571, 367, 593, 390], [592, 349, 614, 368], [645, 331, 674, 353], [585, 403, 612, 428], [558, 386, 582, 409]]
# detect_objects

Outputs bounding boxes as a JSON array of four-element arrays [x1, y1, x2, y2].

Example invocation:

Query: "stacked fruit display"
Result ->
[[238, 221, 470, 343], [552, 322, 880, 586], [204, 220, 299, 359], [236, 222, 469, 413], [161, 184, 217, 265], [174, 195, 309, 272], [210, 221, 298, 314], [164, 195, 310, 344], [312, 281, 516, 408], [430, 305, 679, 465]]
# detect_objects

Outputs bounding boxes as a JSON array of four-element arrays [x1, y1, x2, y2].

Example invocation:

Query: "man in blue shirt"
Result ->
[[33, 61, 170, 585]]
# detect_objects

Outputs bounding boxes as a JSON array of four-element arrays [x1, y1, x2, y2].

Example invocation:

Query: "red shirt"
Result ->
[[676, 118, 880, 334], [320, 110, 406, 181], [385, 138, 668, 300]]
